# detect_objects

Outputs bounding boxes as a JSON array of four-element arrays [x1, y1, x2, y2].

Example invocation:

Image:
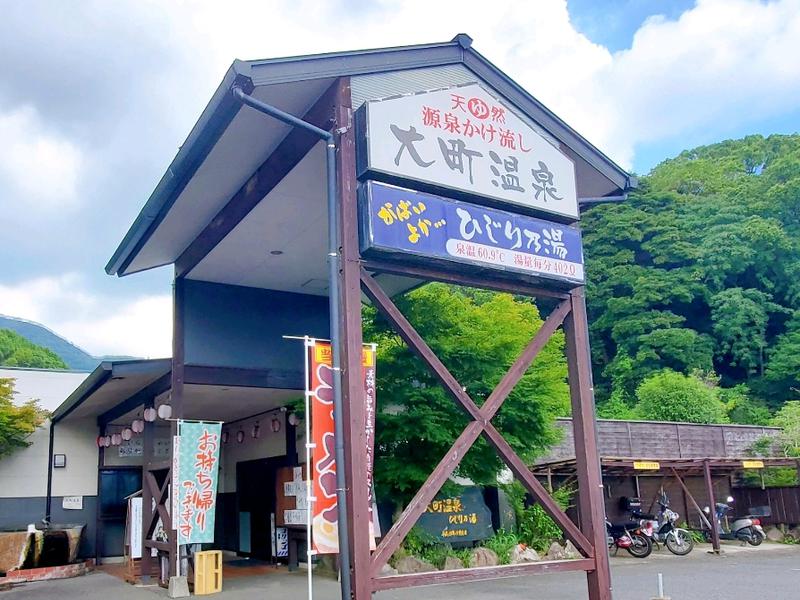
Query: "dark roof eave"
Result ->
[[50, 358, 172, 423], [51, 361, 113, 423], [105, 61, 253, 277]]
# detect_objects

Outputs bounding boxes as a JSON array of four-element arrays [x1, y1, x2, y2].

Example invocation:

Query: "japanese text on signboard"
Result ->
[[361, 181, 584, 285], [172, 421, 222, 545], [308, 340, 377, 554], [360, 83, 578, 220]]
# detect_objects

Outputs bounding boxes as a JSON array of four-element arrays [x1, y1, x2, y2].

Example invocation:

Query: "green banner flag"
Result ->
[[173, 421, 222, 545]]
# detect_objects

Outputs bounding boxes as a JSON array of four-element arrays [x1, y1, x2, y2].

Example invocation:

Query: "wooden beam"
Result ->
[[703, 459, 721, 553], [372, 558, 595, 591], [480, 298, 571, 417], [370, 423, 484, 575], [563, 288, 612, 600], [175, 81, 338, 276], [363, 270, 591, 571], [97, 372, 171, 426], [360, 268, 482, 422], [335, 77, 373, 600], [669, 467, 714, 531], [183, 365, 303, 389], [140, 397, 155, 581], [362, 258, 571, 300]]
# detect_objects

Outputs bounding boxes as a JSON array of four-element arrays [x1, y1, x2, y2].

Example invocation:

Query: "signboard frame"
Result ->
[[355, 82, 580, 224], [359, 180, 585, 287]]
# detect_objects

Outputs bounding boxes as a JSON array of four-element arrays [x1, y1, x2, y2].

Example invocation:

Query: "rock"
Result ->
[[395, 556, 436, 574], [766, 527, 784, 542], [468, 547, 499, 568], [545, 541, 567, 560], [380, 563, 398, 576], [787, 526, 800, 542], [563, 540, 579, 559], [510, 544, 540, 564], [442, 556, 464, 570]]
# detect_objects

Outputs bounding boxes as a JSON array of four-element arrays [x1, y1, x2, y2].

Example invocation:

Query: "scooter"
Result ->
[[702, 496, 765, 546], [632, 492, 694, 556], [606, 519, 653, 558]]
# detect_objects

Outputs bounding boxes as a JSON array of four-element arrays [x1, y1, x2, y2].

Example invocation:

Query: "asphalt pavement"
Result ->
[[4, 543, 799, 599]]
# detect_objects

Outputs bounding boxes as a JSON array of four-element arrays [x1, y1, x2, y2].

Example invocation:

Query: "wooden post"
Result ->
[[140, 398, 155, 582], [703, 459, 721, 553], [334, 77, 373, 600], [170, 276, 186, 578], [564, 287, 612, 600], [95, 423, 106, 564]]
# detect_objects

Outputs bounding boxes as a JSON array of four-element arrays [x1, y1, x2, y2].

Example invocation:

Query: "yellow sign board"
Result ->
[[742, 460, 764, 469], [633, 461, 661, 470]]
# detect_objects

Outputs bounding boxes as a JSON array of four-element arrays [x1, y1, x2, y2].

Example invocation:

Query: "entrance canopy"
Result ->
[[106, 35, 634, 296], [52, 358, 301, 426]]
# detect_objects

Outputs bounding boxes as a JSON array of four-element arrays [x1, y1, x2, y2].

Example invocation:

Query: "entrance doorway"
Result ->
[[236, 458, 282, 560]]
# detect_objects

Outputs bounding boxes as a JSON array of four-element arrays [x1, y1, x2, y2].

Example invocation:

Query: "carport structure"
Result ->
[[533, 456, 800, 553], [106, 35, 635, 599]]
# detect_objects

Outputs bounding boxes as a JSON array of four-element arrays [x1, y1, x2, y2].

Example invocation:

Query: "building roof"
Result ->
[[51, 358, 170, 423], [535, 417, 782, 467], [106, 34, 635, 282]]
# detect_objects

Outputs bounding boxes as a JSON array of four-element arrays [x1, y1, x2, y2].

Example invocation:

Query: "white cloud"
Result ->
[[2, 0, 800, 359], [0, 106, 84, 210], [145, 0, 800, 171], [0, 275, 171, 358]]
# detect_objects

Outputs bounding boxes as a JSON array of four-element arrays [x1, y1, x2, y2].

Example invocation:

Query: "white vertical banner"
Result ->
[[171, 433, 181, 530]]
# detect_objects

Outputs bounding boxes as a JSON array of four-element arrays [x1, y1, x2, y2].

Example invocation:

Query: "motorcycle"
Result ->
[[702, 496, 765, 546], [631, 492, 694, 556], [606, 519, 653, 558]]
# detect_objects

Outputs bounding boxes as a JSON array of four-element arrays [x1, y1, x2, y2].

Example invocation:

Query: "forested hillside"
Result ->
[[0, 328, 68, 369], [0, 315, 98, 370], [583, 134, 800, 423]]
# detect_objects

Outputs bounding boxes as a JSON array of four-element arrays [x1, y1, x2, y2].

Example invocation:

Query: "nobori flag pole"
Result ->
[[304, 336, 315, 600]]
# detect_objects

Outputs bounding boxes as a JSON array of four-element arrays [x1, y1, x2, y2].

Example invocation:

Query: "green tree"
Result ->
[[364, 284, 569, 507], [0, 378, 48, 457], [772, 401, 800, 457], [634, 370, 728, 424], [581, 134, 800, 416], [0, 329, 68, 369]]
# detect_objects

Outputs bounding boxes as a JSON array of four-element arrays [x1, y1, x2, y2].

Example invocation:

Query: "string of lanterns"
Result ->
[[96, 400, 174, 448], [96, 403, 293, 448], [220, 412, 284, 446]]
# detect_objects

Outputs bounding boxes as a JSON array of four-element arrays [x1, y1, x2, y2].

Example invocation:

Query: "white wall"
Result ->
[[220, 412, 286, 493], [51, 418, 99, 497], [0, 421, 50, 498], [0, 368, 89, 412]]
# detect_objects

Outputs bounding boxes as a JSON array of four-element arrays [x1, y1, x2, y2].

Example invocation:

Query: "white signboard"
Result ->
[[360, 83, 578, 220], [119, 438, 143, 457], [130, 497, 142, 559], [62, 496, 83, 510], [284, 509, 306, 525]]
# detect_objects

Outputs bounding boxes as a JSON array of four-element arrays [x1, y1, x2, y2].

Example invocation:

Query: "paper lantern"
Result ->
[[236, 430, 245, 443], [122, 428, 133, 441], [132, 419, 144, 433], [157, 404, 172, 420], [111, 433, 122, 446], [97, 436, 106, 448], [287, 413, 300, 426], [251, 421, 261, 439], [221, 430, 229, 444], [271, 418, 281, 433], [144, 407, 157, 422], [104, 435, 112, 446]]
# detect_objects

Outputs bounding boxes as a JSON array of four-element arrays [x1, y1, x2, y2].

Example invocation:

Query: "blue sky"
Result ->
[[0, 0, 798, 357]]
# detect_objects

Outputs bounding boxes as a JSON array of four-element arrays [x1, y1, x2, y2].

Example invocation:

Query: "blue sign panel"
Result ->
[[360, 181, 584, 285]]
